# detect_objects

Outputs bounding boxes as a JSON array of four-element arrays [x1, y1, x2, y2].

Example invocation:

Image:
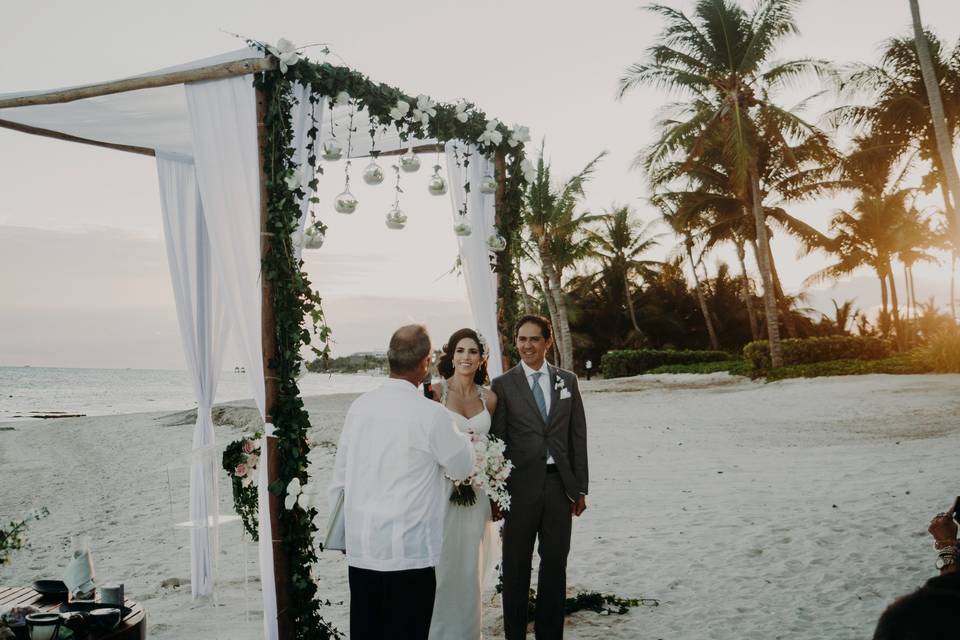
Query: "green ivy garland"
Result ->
[[249, 39, 530, 639]]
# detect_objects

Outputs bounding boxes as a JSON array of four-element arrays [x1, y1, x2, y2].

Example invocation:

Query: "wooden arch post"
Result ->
[[256, 86, 294, 640]]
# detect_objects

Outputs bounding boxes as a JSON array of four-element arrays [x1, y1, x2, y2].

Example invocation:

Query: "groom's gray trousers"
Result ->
[[502, 470, 572, 639]]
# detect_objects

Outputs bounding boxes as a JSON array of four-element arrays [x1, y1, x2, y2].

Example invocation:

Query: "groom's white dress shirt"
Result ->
[[520, 360, 555, 464], [328, 377, 474, 572]]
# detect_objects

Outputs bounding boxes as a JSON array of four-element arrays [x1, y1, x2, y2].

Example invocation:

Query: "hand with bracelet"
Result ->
[[928, 498, 959, 574]]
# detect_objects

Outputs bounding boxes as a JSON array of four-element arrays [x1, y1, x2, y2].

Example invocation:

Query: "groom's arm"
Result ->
[[569, 374, 588, 496]]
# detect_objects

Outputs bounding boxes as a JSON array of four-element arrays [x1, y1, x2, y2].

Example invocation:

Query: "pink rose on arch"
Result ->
[[235, 463, 248, 478], [242, 439, 255, 454]]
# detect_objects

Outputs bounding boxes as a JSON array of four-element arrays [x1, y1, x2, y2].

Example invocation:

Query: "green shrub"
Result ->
[[600, 349, 731, 378], [765, 353, 931, 381], [915, 329, 960, 373], [645, 360, 750, 376], [744, 336, 891, 373]]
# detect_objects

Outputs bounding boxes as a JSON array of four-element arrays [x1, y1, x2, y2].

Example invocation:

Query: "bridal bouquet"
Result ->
[[450, 434, 514, 512]]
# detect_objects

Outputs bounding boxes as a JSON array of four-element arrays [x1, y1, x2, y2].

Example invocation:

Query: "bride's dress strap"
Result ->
[[439, 378, 448, 406]]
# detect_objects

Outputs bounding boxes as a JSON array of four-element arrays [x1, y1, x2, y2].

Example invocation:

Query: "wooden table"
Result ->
[[0, 586, 146, 639]]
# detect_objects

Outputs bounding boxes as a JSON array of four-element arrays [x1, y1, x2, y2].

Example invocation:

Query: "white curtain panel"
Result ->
[[444, 141, 504, 377], [184, 76, 278, 640], [290, 84, 322, 259], [156, 151, 229, 599]]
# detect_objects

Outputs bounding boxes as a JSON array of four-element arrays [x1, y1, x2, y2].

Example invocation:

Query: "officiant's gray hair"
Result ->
[[388, 324, 432, 373]]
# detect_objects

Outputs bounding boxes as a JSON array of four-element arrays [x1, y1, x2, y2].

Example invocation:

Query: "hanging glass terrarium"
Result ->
[[385, 205, 408, 230], [479, 173, 497, 194], [427, 164, 447, 196], [399, 148, 421, 173]]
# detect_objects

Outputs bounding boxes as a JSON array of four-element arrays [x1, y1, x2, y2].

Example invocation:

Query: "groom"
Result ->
[[491, 314, 589, 639]]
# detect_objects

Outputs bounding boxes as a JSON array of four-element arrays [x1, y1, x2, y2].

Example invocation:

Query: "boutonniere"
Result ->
[[555, 374, 571, 399]]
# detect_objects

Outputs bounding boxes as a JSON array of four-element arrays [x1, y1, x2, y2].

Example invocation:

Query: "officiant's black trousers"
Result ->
[[502, 472, 573, 640], [348, 566, 436, 640]]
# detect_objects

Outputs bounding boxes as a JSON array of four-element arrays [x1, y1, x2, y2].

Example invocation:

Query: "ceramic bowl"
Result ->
[[86, 608, 121, 632]]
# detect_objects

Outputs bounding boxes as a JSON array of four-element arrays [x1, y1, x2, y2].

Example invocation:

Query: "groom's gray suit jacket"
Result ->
[[490, 363, 589, 502]]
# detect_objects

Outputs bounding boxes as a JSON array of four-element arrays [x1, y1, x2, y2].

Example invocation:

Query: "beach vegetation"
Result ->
[[744, 335, 891, 373], [600, 348, 731, 378]]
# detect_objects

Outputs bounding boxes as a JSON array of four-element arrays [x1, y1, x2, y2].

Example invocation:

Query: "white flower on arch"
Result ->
[[268, 38, 300, 75], [478, 119, 503, 146]]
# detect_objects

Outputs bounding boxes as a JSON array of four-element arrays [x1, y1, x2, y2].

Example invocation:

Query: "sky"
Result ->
[[0, 0, 958, 369]]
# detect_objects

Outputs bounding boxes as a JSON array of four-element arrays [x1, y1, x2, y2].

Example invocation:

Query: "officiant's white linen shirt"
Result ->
[[329, 377, 474, 572]]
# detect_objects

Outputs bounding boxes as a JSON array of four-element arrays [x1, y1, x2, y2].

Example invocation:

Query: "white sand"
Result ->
[[2, 373, 959, 639]]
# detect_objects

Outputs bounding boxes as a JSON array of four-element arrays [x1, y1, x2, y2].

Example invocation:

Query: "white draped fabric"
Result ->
[[156, 151, 229, 598], [445, 142, 503, 377], [183, 77, 278, 640]]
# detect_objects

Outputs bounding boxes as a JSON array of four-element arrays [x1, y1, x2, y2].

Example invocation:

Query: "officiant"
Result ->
[[328, 324, 474, 640]]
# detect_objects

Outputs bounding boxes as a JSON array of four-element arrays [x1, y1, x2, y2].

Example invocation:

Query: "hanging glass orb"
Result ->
[[399, 149, 421, 173], [453, 222, 472, 237], [303, 225, 325, 249], [487, 232, 507, 252], [427, 173, 447, 196], [363, 161, 385, 185], [385, 205, 408, 230], [334, 189, 358, 214], [479, 174, 498, 194], [321, 139, 343, 161]]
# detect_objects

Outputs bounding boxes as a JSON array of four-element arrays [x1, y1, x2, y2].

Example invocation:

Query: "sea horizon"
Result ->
[[0, 365, 384, 422]]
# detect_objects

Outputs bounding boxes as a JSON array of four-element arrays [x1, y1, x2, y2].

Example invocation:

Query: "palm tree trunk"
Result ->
[[886, 262, 903, 349], [764, 233, 797, 338], [539, 273, 562, 361], [749, 165, 784, 368], [540, 256, 573, 369], [624, 275, 642, 333], [909, 0, 960, 230], [877, 268, 890, 336], [736, 240, 761, 340], [686, 238, 721, 350], [952, 251, 958, 323], [516, 262, 534, 315]]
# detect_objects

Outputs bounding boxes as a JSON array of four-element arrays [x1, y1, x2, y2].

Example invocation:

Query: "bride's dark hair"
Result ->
[[437, 328, 488, 385]]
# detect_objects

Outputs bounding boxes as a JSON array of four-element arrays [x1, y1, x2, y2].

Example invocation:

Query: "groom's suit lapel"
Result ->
[[512, 365, 546, 430]]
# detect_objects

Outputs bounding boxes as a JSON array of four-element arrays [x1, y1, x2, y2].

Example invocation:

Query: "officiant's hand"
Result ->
[[571, 495, 587, 517], [490, 500, 504, 522]]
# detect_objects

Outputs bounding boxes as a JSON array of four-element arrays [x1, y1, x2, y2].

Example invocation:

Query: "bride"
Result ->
[[429, 328, 500, 639]]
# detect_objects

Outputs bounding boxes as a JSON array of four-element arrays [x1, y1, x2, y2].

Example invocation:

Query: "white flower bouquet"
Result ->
[[450, 434, 514, 512]]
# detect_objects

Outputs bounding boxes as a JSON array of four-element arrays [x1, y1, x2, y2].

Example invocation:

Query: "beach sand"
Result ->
[[2, 373, 959, 639]]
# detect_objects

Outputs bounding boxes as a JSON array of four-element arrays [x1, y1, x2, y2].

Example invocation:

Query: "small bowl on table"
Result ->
[[86, 608, 121, 633], [31, 581, 68, 602]]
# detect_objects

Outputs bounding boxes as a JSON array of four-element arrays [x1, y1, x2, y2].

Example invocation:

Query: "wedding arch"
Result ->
[[0, 40, 531, 640]]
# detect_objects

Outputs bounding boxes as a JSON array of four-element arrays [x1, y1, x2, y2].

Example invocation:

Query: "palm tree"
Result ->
[[805, 144, 929, 346], [832, 23, 960, 312], [586, 205, 661, 335], [647, 129, 833, 340], [654, 196, 722, 349], [524, 146, 606, 370], [620, 0, 832, 368], [908, 0, 960, 228], [829, 299, 856, 335]]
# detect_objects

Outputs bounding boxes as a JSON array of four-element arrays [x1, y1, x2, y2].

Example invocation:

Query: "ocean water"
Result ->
[[0, 366, 384, 422]]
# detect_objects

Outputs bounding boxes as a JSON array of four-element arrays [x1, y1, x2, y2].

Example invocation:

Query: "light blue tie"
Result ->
[[531, 372, 548, 422]]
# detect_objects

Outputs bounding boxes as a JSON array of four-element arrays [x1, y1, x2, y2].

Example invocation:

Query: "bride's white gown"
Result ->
[[429, 387, 499, 640]]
